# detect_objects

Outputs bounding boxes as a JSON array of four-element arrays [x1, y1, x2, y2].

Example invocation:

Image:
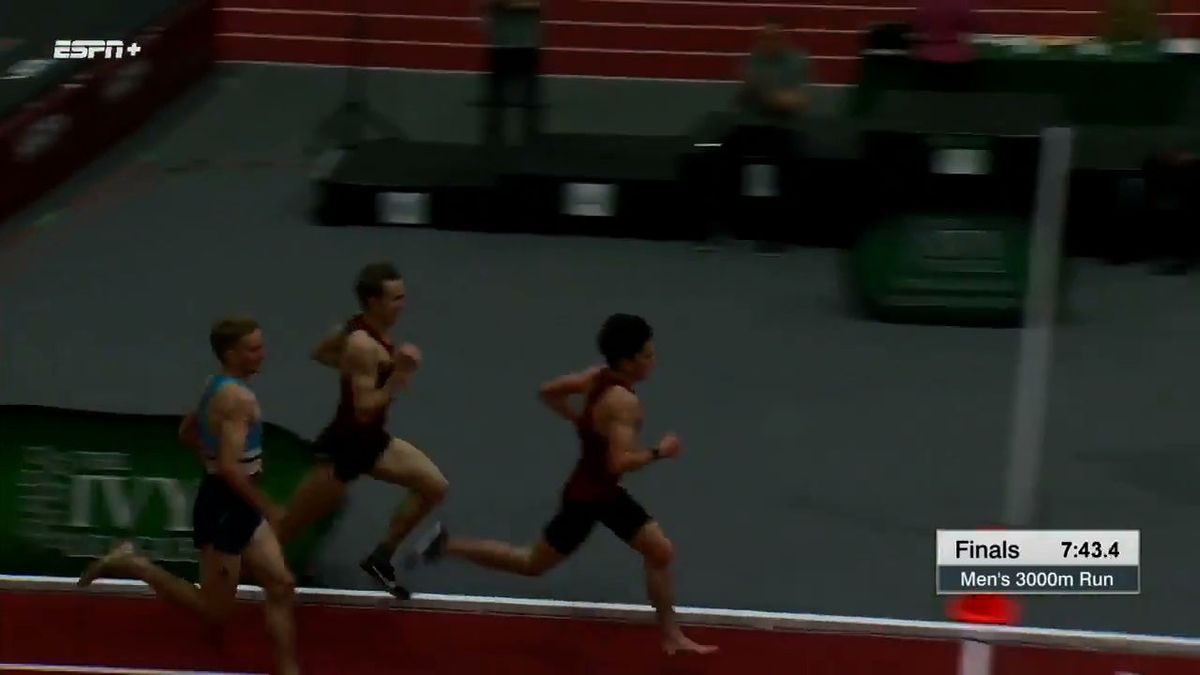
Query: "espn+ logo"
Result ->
[[53, 40, 141, 59]]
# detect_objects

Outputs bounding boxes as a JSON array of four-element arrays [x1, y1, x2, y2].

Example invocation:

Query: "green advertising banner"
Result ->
[[0, 405, 336, 584], [849, 214, 1068, 326]]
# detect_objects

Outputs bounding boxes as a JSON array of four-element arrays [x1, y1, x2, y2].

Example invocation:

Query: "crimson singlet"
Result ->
[[563, 369, 634, 501], [333, 314, 396, 428]]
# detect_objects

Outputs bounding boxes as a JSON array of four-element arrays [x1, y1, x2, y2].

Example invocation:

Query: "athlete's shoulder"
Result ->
[[344, 329, 382, 354], [343, 331, 387, 374], [597, 384, 638, 412], [213, 378, 256, 409]]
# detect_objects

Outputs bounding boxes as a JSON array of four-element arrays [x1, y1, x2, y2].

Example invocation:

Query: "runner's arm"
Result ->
[[214, 389, 277, 517], [311, 324, 348, 369], [177, 412, 204, 460], [603, 390, 658, 474], [538, 365, 603, 422], [345, 333, 409, 417]]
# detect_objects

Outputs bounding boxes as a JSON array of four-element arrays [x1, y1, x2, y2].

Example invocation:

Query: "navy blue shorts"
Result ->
[[192, 474, 262, 555]]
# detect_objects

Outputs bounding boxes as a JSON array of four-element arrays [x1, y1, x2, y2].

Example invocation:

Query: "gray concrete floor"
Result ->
[[2, 63, 1199, 639]]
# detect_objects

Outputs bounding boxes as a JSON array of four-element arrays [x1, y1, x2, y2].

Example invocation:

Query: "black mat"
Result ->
[[316, 134, 700, 238]]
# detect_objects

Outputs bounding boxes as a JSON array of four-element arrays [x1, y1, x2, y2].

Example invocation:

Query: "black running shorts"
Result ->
[[542, 487, 651, 556], [192, 474, 263, 555], [313, 423, 391, 483]]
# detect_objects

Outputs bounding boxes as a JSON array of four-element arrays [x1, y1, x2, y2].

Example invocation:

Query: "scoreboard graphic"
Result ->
[[936, 530, 1140, 595]]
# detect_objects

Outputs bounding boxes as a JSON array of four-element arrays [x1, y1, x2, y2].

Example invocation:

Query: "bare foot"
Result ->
[[663, 631, 718, 656], [78, 541, 136, 587]]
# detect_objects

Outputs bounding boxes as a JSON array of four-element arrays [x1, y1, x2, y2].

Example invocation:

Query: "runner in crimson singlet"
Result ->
[[562, 368, 636, 502], [313, 313, 398, 479], [277, 262, 449, 599], [412, 313, 717, 656], [332, 313, 394, 429]]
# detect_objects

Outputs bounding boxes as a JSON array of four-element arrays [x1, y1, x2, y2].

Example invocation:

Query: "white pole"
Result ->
[[959, 640, 993, 675], [1002, 127, 1074, 527]]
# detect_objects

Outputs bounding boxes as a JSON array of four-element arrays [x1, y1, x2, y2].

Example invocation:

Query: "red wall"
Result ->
[[3, 589, 1200, 674]]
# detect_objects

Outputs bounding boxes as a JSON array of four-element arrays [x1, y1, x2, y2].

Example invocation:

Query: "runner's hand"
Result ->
[[394, 343, 422, 373], [657, 434, 682, 459]]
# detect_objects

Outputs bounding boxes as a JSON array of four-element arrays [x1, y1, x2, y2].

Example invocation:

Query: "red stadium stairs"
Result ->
[[211, 0, 1200, 84]]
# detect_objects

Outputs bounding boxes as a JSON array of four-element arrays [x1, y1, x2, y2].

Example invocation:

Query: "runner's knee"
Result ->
[[642, 536, 674, 569], [263, 569, 295, 602], [422, 472, 449, 505]]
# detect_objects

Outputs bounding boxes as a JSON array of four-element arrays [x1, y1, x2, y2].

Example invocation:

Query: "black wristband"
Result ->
[[651, 446, 661, 460]]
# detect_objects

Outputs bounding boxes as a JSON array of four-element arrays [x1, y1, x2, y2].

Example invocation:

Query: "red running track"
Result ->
[[4, 588, 1200, 675]]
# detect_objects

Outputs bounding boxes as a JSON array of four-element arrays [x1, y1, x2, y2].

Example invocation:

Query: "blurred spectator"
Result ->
[[911, 0, 980, 90], [723, 19, 810, 251], [483, 0, 543, 145], [912, 0, 979, 62], [738, 19, 810, 124], [730, 19, 809, 162], [1104, 0, 1160, 44]]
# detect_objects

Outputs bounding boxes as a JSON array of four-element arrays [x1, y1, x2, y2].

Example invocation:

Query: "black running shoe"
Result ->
[[360, 553, 410, 600]]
